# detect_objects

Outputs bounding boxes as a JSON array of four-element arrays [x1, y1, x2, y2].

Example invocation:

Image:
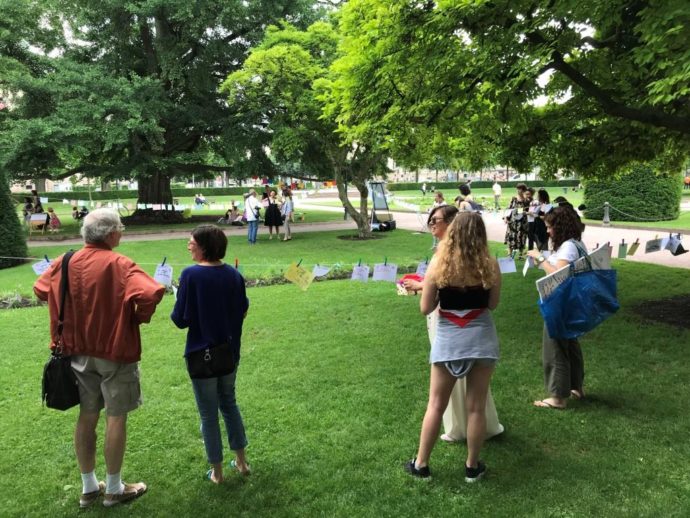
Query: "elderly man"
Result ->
[[244, 188, 261, 244], [34, 209, 164, 508]]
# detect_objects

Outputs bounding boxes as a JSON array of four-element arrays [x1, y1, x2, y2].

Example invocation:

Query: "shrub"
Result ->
[[0, 169, 29, 269], [583, 164, 682, 221]]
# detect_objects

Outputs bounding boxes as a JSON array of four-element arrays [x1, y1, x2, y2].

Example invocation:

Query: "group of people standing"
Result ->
[[35, 210, 252, 507], [503, 183, 551, 259], [243, 187, 294, 244], [402, 196, 589, 482], [22, 189, 63, 232]]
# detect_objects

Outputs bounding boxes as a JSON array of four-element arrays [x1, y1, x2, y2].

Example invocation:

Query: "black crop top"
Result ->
[[439, 285, 490, 310]]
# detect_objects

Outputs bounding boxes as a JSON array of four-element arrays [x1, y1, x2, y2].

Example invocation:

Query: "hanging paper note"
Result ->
[[154, 263, 174, 287], [644, 238, 663, 254], [285, 262, 314, 291], [62, 199, 69, 204], [137, 203, 146, 210], [32, 258, 52, 276], [372, 263, 398, 282], [416, 261, 428, 276], [312, 264, 331, 278], [618, 240, 627, 259], [40, 197, 48, 203], [627, 239, 640, 256], [498, 257, 517, 274], [351, 265, 370, 282]]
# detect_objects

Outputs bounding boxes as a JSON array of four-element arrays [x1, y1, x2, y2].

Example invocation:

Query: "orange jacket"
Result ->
[[34, 243, 165, 363]]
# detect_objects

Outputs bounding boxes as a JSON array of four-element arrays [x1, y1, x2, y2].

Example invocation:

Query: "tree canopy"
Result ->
[[0, 0, 321, 208], [331, 0, 690, 178]]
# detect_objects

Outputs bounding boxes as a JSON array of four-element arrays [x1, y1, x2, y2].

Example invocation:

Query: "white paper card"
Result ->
[[416, 261, 428, 276], [498, 257, 517, 274], [312, 265, 331, 278], [154, 264, 173, 287], [522, 256, 534, 277], [372, 263, 398, 282], [40, 197, 48, 203], [32, 258, 52, 276], [351, 265, 370, 282]]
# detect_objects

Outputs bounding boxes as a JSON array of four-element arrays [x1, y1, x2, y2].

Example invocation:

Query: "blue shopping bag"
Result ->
[[538, 242, 620, 339]]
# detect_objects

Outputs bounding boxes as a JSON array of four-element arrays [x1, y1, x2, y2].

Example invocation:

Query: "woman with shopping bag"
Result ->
[[527, 207, 588, 409]]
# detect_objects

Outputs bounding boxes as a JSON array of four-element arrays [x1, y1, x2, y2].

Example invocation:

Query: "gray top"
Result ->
[[430, 308, 499, 363]]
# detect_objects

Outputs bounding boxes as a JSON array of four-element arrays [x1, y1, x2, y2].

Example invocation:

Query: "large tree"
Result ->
[[331, 0, 690, 178], [221, 21, 388, 237], [0, 0, 321, 217]]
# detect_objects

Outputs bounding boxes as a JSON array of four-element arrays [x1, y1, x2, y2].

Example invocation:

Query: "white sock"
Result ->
[[81, 471, 99, 494], [105, 473, 125, 495]]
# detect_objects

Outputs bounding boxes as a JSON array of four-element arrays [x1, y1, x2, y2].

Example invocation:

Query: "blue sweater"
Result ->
[[171, 264, 249, 360]]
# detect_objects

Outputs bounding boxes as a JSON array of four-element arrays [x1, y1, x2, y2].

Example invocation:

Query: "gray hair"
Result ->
[[80, 209, 124, 244]]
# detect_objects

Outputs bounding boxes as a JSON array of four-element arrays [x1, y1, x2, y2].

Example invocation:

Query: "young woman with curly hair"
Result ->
[[527, 206, 587, 409], [405, 212, 501, 483]]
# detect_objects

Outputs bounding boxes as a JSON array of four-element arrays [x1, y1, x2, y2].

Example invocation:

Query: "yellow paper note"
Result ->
[[284, 262, 314, 291]]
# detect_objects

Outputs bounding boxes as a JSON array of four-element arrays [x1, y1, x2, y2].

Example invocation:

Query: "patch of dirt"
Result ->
[[336, 234, 383, 241], [631, 294, 690, 329]]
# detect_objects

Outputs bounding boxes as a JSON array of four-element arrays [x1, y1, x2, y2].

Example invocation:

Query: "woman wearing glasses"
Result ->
[[403, 207, 502, 457]]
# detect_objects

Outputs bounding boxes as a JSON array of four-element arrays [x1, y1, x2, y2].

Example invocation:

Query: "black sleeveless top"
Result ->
[[439, 285, 490, 310]]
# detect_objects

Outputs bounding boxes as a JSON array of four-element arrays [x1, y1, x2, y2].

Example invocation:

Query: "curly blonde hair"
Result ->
[[431, 212, 498, 289]]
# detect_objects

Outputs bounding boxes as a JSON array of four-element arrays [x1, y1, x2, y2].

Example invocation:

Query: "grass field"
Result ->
[[0, 238, 688, 516]]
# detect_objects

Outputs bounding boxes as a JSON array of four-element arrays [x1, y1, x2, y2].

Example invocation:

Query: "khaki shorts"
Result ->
[[71, 356, 142, 416]]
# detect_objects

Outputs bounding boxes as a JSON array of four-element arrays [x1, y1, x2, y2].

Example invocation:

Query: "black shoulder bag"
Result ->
[[42, 251, 80, 410], [185, 341, 236, 379]]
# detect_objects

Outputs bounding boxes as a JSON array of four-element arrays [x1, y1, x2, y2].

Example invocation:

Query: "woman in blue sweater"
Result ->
[[171, 225, 251, 483]]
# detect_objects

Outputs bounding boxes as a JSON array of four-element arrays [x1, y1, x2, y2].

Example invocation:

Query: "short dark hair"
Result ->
[[458, 183, 471, 196], [191, 225, 227, 262], [427, 204, 459, 226], [516, 183, 527, 192]]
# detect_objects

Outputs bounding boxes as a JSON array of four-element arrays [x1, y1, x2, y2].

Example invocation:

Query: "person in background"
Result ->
[[403, 205, 503, 447], [34, 209, 165, 508], [527, 206, 587, 409], [31, 189, 44, 213], [534, 188, 551, 251], [526, 187, 538, 251], [504, 183, 529, 259], [22, 197, 34, 225], [281, 189, 294, 241], [263, 189, 282, 240], [171, 225, 251, 483], [244, 189, 260, 244], [47, 207, 61, 232], [421, 182, 427, 196], [432, 191, 446, 209], [405, 212, 502, 482], [492, 180, 502, 210]]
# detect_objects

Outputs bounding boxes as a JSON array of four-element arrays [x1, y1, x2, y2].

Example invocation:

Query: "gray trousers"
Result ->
[[542, 326, 584, 398]]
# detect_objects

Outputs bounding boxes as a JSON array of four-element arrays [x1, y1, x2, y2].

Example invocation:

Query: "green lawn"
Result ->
[[0, 248, 688, 516]]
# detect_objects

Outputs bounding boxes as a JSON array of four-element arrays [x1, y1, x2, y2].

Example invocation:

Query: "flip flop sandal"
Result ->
[[570, 389, 585, 400], [205, 469, 222, 484], [533, 399, 566, 409]]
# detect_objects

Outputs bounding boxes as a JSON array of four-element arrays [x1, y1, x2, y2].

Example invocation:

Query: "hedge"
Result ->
[[1, 169, 28, 269], [386, 179, 579, 191], [583, 165, 682, 221]]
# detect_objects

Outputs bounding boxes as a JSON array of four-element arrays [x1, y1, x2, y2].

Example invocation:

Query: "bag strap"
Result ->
[[56, 251, 75, 339], [569, 240, 593, 271]]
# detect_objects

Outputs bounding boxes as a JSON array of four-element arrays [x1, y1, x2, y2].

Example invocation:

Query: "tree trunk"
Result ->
[[336, 174, 372, 239], [132, 171, 181, 222]]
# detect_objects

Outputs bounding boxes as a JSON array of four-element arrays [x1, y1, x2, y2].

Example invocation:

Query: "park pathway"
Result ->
[[27, 199, 690, 269]]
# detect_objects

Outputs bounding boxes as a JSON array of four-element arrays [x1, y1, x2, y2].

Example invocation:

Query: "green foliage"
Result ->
[[583, 164, 683, 221], [332, 0, 690, 179], [0, 168, 27, 269]]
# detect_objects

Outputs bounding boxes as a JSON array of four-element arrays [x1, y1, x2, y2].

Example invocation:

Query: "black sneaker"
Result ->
[[404, 459, 431, 479], [465, 461, 486, 483]]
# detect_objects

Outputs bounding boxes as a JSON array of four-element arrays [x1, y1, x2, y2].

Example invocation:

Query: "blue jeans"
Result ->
[[247, 220, 258, 243], [191, 369, 248, 464]]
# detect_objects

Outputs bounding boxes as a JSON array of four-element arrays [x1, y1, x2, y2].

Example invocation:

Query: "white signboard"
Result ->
[[312, 264, 331, 278], [32, 258, 52, 276], [498, 257, 517, 274], [351, 265, 370, 282], [153, 264, 174, 287], [372, 263, 398, 282]]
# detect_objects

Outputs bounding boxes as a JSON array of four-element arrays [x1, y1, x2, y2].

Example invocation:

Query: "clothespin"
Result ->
[[297, 258, 303, 267], [161, 256, 167, 266], [595, 243, 599, 249], [44, 255, 49, 263], [424, 256, 429, 264], [384, 257, 388, 266], [357, 258, 362, 267], [235, 257, 239, 268], [621, 239, 625, 245]]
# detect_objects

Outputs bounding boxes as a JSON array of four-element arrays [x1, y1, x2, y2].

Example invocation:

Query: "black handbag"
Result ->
[[185, 342, 236, 379], [42, 251, 81, 410]]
